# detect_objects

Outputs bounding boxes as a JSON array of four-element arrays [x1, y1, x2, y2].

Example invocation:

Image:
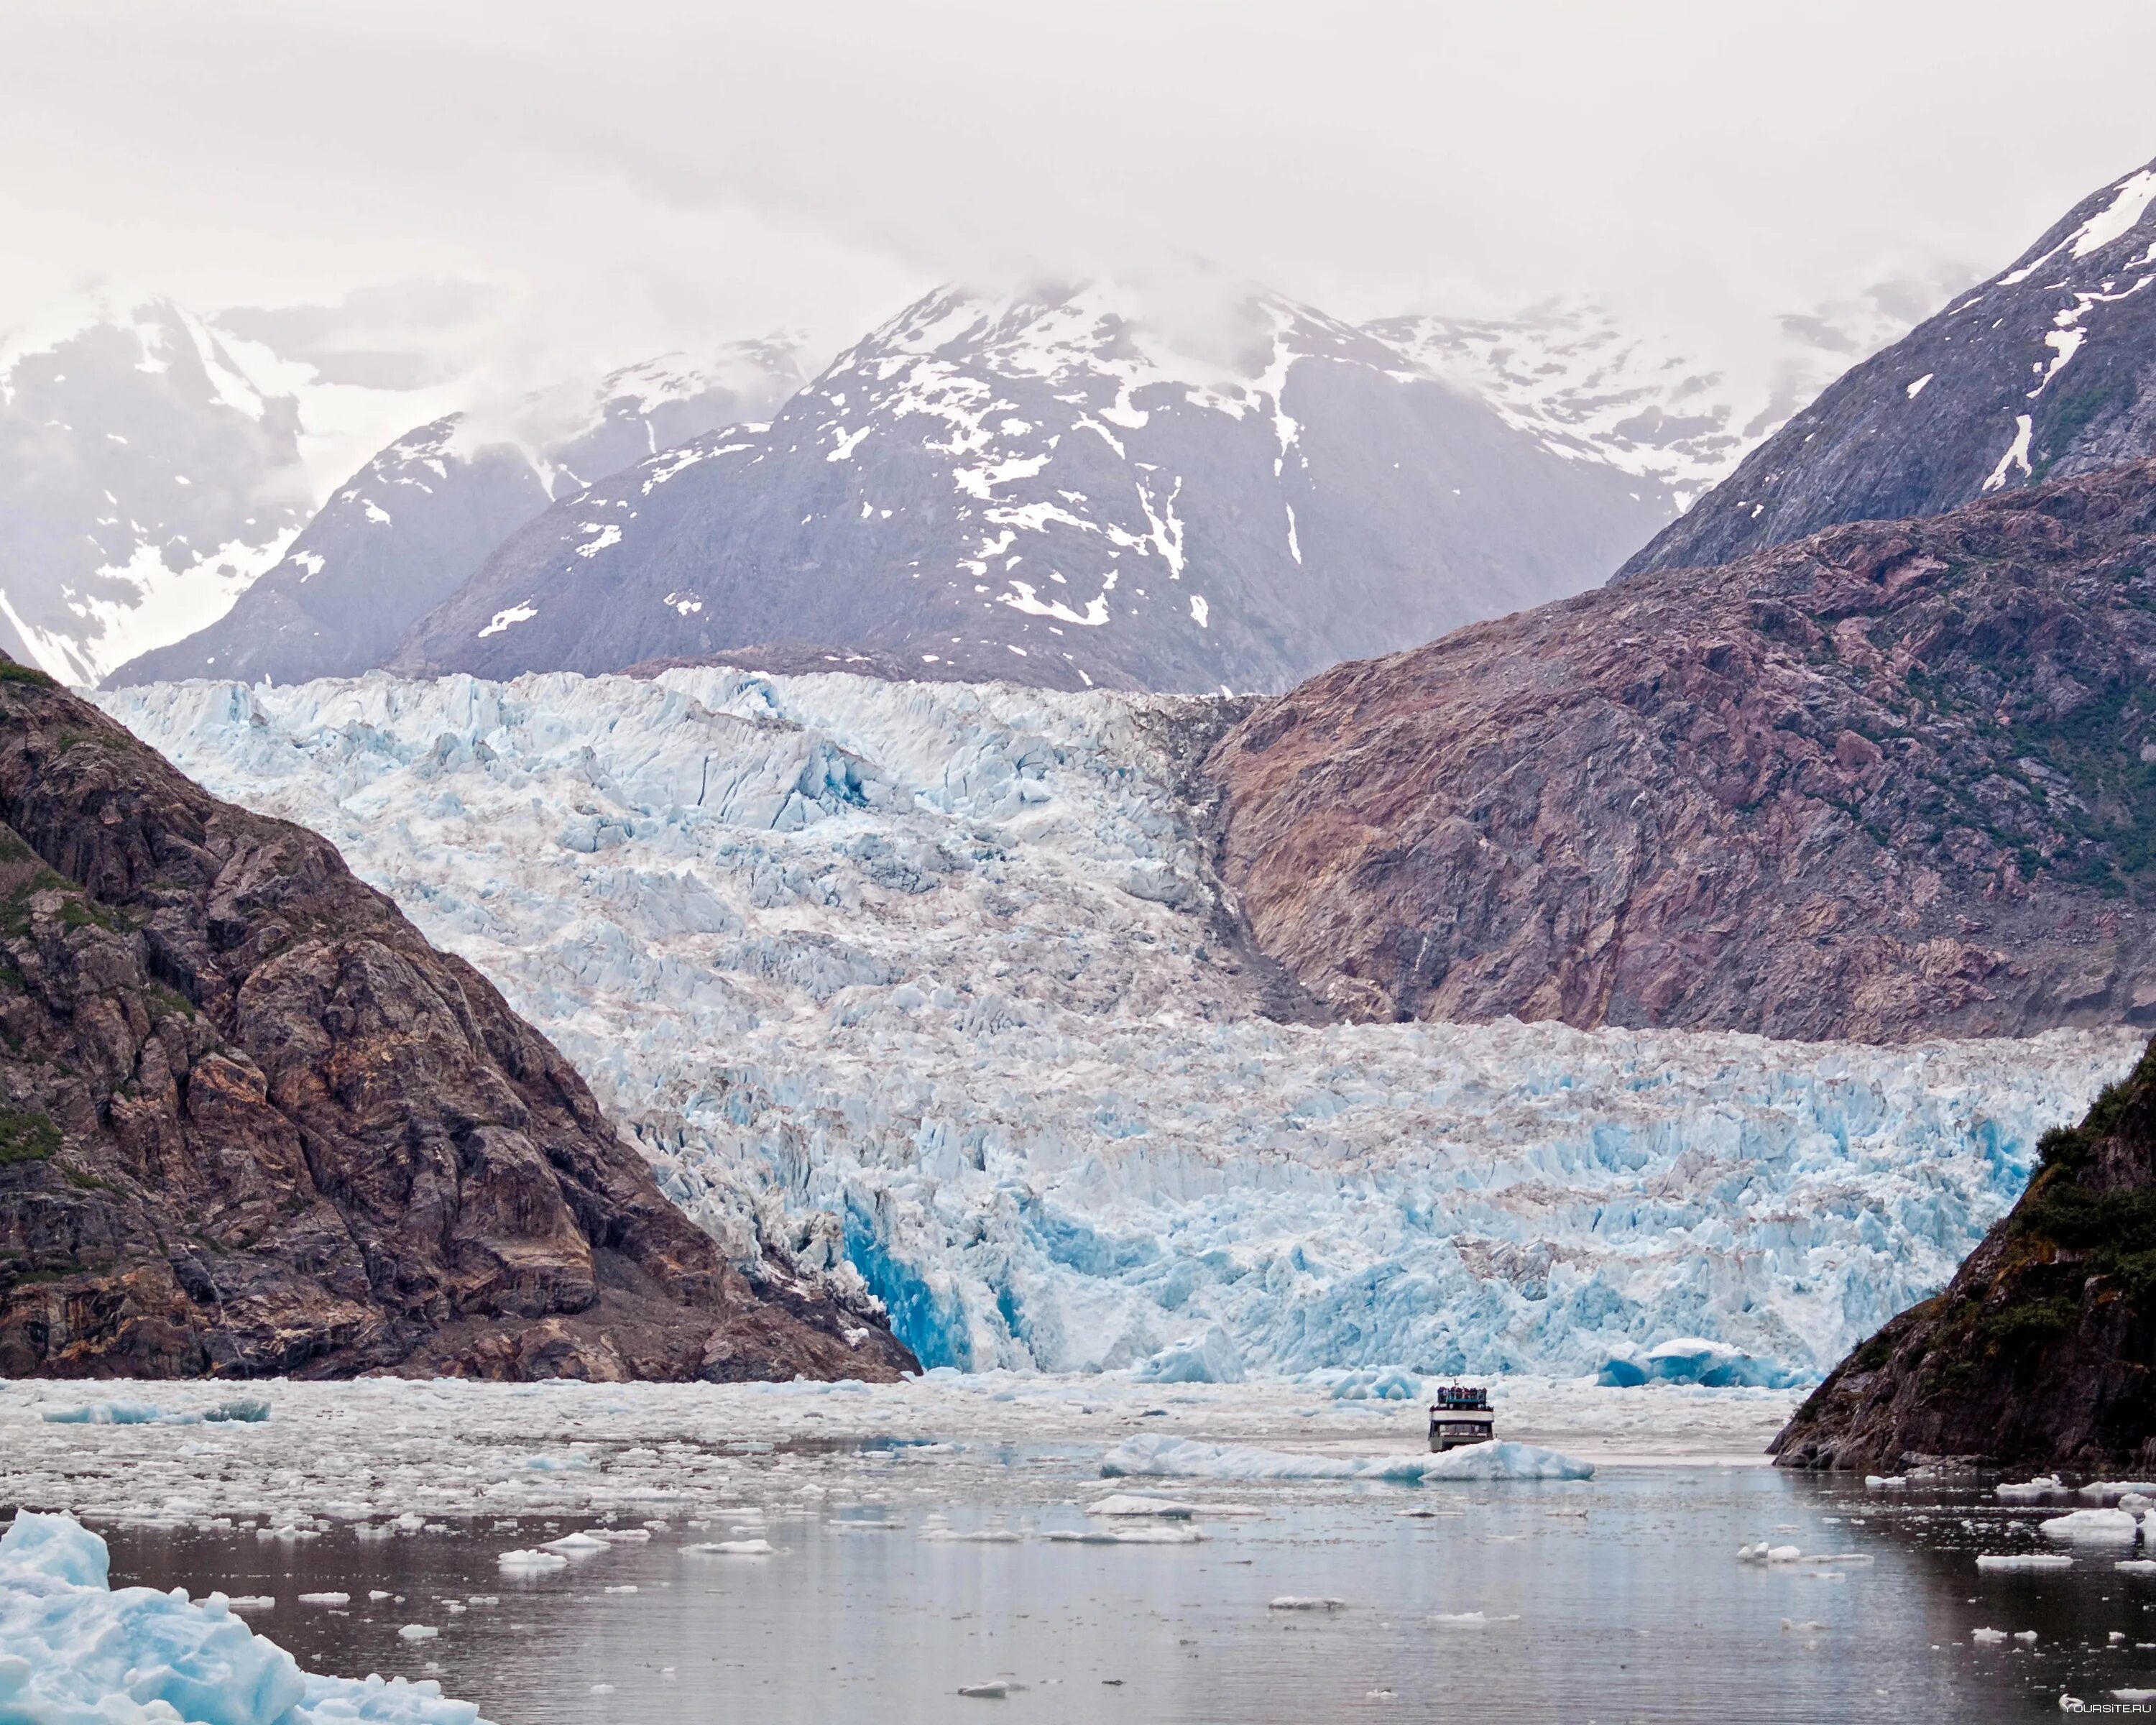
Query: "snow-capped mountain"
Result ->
[[1370, 292, 1939, 510], [107, 343, 808, 689], [387, 281, 1674, 693], [94, 666, 2135, 1381], [1623, 152, 2156, 577], [0, 298, 312, 684]]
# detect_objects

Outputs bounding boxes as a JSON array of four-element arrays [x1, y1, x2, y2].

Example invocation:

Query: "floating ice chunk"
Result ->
[[0, 1511, 109, 1586], [0, 1513, 486, 1724], [2117, 1690, 2156, 1703], [686, 1539, 777, 1555], [496, 1550, 569, 1573], [1042, 1526, 1207, 1545], [1086, 1493, 1196, 1518], [398, 1624, 439, 1640], [1972, 1627, 2008, 1642], [1268, 1596, 1347, 1611], [204, 1397, 272, 1423], [2014, 1630, 2037, 1643], [1430, 1611, 1519, 1626], [1864, 1475, 1909, 1489], [1996, 1475, 2068, 1501], [1639, 1337, 1794, 1397], [1330, 1368, 1422, 1402], [40, 1400, 179, 1425], [224, 1595, 276, 1611], [297, 1591, 351, 1606], [2040, 1509, 2139, 1542], [921, 1528, 1025, 1543], [2079, 1481, 2156, 1501], [604, 1585, 639, 1594], [1101, 1434, 1591, 1483], [541, 1532, 607, 1552], [957, 1681, 1013, 1698], [1423, 1442, 1595, 1481], [2117, 1560, 2156, 1573], [1133, 1325, 1245, 1384], [1976, 1554, 2073, 1570]]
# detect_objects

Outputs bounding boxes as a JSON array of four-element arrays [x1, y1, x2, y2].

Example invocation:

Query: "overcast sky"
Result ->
[[9, 0, 2156, 390]]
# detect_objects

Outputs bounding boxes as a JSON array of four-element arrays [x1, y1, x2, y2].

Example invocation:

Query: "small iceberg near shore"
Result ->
[[1100, 1433, 1593, 1482], [2040, 1509, 2140, 1543], [0, 1509, 489, 1722]]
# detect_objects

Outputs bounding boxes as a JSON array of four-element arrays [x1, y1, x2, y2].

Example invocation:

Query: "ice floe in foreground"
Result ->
[[94, 668, 2143, 1384], [0, 1511, 488, 1724]]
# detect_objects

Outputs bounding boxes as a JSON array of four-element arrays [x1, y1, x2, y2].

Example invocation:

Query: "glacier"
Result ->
[[93, 666, 2144, 1384]]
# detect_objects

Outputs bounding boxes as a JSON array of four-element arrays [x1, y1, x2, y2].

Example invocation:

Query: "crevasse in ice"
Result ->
[[93, 668, 2143, 1384], [0, 1510, 489, 1723]]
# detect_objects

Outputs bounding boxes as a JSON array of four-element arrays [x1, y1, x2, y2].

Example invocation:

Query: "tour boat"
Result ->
[[1427, 1384, 1495, 1451]]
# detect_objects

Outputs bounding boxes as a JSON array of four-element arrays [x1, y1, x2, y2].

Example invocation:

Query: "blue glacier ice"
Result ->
[[0, 1511, 490, 1723], [93, 668, 2147, 1385]]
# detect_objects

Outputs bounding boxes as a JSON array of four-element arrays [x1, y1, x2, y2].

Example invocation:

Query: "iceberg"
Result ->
[[0, 1510, 489, 1723], [1596, 1338, 1794, 1389], [1135, 1326, 1246, 1385], [1329, 1368, 1422, 1401], [93, 668, 2143, 1381], [2042, 1509, 2142, 1542], [1100, 1432, 1592, 1482]]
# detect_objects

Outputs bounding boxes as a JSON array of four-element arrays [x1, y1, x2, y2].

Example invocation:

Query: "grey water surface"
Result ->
[[101, 1459, 2152, 1724]]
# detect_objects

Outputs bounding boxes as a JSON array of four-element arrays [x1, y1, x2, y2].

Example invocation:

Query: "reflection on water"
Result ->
[[98, 1461, 2156, 1724]]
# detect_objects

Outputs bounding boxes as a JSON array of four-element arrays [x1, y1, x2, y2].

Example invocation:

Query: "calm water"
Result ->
[[101, 1459, 2155, 1724]]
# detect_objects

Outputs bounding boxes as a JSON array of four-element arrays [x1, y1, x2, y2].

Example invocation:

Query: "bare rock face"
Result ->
[[0, 656, 914, 1381], [1207, 460, 2156, 1044], [1774, 1037, 2156, 1471]]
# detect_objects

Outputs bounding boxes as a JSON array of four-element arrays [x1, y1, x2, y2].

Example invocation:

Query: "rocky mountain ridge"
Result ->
[[1205, 459, 2156, 1043], [1624, 153, 2156, 577], [0, 653, 910, 1381]]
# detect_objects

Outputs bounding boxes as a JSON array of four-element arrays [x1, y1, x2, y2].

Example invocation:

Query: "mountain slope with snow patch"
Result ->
[[109, 344, 807, 688], [388, 282, 1672, 693], [1371, 291, 1934, 509], [0, 298, 311, 683], [1624, 153, 2156, 576]]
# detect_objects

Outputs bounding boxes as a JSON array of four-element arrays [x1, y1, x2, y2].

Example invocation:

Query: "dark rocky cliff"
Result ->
[[1774, 1036, 2156, 1471], [0, 654, 913, 1381], [1207, 460, 2156, 1042]]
